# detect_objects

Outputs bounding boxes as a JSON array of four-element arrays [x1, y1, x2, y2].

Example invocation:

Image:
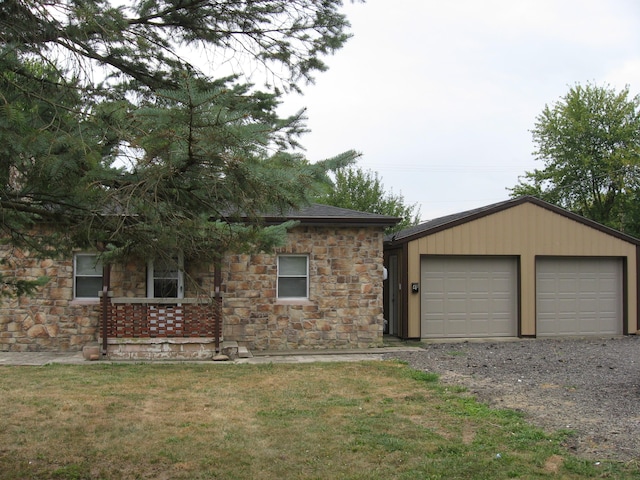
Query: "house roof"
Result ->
[[385, 196, 640, 246], [261, 203, 401, 228]]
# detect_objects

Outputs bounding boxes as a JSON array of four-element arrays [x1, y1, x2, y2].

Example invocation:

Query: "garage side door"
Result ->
[[421, 256, 518, 338], [536, 257, 622, 336]]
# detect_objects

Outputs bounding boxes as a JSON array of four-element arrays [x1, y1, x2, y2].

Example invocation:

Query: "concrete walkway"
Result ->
[[0, 346, 423, 366], [0, 351, 88, 366]]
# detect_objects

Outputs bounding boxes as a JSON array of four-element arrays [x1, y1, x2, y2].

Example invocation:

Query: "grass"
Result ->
[[0, 361, 637, 479]]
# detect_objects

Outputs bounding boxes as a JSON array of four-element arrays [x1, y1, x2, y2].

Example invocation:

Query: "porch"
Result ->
[[100, 296, 224, 360]]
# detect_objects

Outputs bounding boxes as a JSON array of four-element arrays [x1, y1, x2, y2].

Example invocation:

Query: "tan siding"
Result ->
[[468, 223, 480, 255], [520, 255, 536, 335], [404, 202, 638, 338], [407, 241, 421, 338]]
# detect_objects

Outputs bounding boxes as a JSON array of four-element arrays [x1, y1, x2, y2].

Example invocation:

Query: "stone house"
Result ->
[[0, 205, 399, 359]]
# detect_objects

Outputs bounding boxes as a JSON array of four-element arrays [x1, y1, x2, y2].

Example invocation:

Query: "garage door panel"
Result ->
[[537, 277, 557, 292], [421, 256, 517, 338], [449, 319, 470, 335], [578, 298, 599, 315], [579, 276, 597, 287], [448, 299, 470, 314], [489, 320, 514, 335], [558, 278, 579, 293], [469, 278, 491, 293], [468, 298, 489, 312], [447, 277, 469, 291], [536, 258, 622, 336], [492, 279, 512, 291], [425, 299, 445, 315], [580, 318, 599, 335], [598, 278, 618, 291]]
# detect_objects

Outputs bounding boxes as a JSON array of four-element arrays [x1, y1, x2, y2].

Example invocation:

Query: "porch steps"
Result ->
[[238, 346, 253, 358], [221, 341, 253, 359]]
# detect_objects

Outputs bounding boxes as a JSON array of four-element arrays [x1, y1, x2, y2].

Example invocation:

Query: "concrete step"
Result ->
[[221, 341, 252, 359], [237, 346, 253, 358], [221, 341, 238, 358]]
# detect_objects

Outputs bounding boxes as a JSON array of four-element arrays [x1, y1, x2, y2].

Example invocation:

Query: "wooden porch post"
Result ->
[[214, 259, 222, 353], [101, 263, 111, 356]]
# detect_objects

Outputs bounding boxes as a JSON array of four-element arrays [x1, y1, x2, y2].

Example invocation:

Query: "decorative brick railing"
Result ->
[[104, 298, 220, 338]]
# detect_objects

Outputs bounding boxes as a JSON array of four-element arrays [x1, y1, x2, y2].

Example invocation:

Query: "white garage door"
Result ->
[[421, 256, 518, 338], [536, 257, 622, 336]]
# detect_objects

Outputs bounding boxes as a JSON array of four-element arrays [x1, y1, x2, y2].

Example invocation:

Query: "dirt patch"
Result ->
[[544, 454, 564, 474], [384, 336, 640, 462]]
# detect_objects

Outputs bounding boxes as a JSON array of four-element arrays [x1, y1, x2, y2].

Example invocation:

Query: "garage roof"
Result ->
[[386, 196, 640, 246]]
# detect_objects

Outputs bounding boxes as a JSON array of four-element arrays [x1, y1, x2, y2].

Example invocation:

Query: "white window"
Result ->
[[147, 255, 184, 298], [277, 255, 309, 299], [74, 253, 103, 299]]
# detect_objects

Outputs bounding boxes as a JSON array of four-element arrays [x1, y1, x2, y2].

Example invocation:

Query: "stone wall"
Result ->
[[222, 226, 386, 350], [0, 249, 215, 352], [0, 247, 99, 352], [0, 225, 387, 352]]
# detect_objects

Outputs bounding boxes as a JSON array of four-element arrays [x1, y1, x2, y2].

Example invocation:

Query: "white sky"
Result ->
[[279, 0, 640, 221]]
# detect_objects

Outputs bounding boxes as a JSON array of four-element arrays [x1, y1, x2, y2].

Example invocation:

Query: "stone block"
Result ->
[[317, 320, 332, 332], [45, 324, 59, 337], [6, 322, 19, 332], [83, 345, 100, 360], [27, 324, 48, 338], [361, 283, 374, 294]]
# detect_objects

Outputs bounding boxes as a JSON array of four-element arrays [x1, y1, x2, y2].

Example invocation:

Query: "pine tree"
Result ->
[[0, 1, 360, 283]]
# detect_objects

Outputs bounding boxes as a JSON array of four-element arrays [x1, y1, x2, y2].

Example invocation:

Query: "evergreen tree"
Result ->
[[0, 1, 360, 282]]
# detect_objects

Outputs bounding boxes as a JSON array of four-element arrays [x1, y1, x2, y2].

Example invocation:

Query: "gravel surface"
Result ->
[[383, 336, 640, 463]]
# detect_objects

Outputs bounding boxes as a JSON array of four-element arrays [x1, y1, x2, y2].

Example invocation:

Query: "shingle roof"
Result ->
[[262, 203, 401, 228], [385, 196, 640, 245]]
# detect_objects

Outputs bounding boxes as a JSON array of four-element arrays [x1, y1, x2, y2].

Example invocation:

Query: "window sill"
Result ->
[[70, 299, 101, 306], [275, 299, 313, 306]]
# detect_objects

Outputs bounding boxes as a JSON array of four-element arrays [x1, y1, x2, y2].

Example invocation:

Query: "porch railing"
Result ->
[[103, 297, 221, 338]]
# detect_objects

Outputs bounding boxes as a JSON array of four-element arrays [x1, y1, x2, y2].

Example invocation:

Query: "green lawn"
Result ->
[[0, 361, 635, 479]]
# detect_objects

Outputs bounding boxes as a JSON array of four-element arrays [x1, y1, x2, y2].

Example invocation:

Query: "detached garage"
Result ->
[[384, 196, 640, 340]]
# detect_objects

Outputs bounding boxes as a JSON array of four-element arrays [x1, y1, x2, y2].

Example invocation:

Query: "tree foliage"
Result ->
[[1, 0, 355, 93], [315, 166, 421, 233], [0, 0, 361, 273], [511, 83, 640, 236]]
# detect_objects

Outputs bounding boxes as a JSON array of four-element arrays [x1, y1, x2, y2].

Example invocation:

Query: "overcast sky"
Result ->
[[279, 0, 640, 221]]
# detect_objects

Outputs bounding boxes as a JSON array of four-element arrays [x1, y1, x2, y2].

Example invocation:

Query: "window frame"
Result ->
[[276, 254, 309, 300], [147, 253, 184, 299], [73, 253, 103, 300]]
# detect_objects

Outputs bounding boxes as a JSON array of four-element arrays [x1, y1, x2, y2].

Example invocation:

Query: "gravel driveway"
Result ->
[[383, 336, 640, 463]]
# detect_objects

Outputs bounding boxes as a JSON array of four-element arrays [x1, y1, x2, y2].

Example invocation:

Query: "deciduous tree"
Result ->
[[316, 166, 420, 233], [511, 83, 640, 235]]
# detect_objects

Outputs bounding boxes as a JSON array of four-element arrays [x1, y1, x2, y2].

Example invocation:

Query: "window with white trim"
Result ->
[[74, 253, 103, 299], [277, 255, 309, 299], [147, 255, 184, 298]]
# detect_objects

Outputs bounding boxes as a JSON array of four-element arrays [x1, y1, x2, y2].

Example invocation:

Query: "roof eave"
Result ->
[[263, 216, 401, 228]]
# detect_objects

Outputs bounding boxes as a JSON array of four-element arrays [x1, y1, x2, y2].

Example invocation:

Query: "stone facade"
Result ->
[[222, 226, 386, 350], [0, 224, 387, 353], [0, 247, 99, 352]]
